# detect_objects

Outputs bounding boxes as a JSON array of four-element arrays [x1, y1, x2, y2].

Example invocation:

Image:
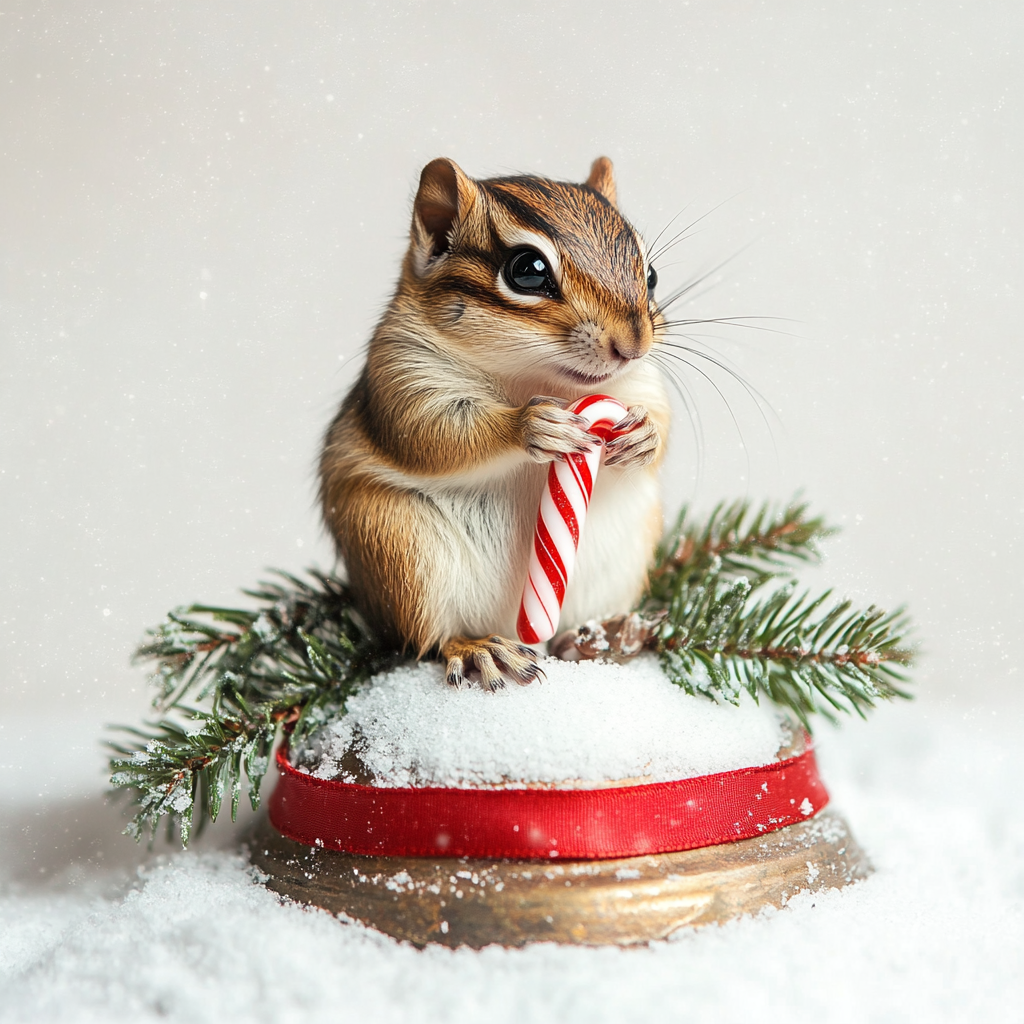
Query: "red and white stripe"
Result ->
[[517, 394, 628, 645]]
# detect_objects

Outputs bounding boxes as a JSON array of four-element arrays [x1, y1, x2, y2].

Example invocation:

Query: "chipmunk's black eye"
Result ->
[[505, 248, 556, 296], [647, 265, 658, 295]]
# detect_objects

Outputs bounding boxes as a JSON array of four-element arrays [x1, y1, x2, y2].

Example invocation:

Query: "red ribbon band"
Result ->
[[267, 743, 829, 860]]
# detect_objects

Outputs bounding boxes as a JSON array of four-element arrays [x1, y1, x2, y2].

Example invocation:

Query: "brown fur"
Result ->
[[320, 157, 670, 685]]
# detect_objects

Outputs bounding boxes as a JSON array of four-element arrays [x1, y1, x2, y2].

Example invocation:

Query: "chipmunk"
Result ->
[[320, 157, 670, 690]]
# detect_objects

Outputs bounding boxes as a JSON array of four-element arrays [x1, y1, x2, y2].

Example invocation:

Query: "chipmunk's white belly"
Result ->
[[560, 465, 660, 630], [423, 462, 659, 643]]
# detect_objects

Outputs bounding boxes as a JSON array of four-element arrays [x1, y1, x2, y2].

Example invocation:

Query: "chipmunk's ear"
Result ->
[[411, 158, 478, 268], [585, 156, 617, 207]]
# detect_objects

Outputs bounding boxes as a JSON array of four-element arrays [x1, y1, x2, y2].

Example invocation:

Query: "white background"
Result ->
[[2, 7, 1023, 1021], [2, 0, 1021, 715]]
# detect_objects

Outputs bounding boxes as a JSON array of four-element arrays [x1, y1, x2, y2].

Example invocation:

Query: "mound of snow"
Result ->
[[299, 655, 788, 788]]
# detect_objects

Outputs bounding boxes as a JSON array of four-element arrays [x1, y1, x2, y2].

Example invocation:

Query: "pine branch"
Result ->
[[109, 499, 915, 846], [574, 499, 913, 728], [108, 570, 394, 845], [646, 498, 834, 603], [108, 709, 281, 846], [653, 571, 913, 730]]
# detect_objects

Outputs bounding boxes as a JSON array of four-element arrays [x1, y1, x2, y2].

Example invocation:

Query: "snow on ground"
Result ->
[[303, 656, 786, 787], [1, 697, 1022, 1024]]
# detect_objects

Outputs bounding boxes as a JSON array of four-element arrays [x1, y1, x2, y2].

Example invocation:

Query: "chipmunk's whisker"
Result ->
[[651, 348, 753, 487], [657, 339, 781, 476], [655, 315, 799, 338], [647, 351, 705, 487], [659, 337, 775, 415], [648, 224, 705, 265], [655, 243, 755, 313], [647, 193, 746, 265], [644, 204, 694, 260]]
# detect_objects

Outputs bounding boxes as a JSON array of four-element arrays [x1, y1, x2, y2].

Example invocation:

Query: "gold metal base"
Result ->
[[249, 809, 870, 948]]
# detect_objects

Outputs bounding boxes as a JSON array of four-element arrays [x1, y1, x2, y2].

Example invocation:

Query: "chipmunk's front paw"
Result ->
[[604, 404, 659, 468], [442, 635, 545, 692], [520, 396, 598, 463]]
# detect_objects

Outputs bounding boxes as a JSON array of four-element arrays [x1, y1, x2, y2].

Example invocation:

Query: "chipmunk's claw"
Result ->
[[441, 635, 542, 691], [605, 404, 659, 468], [517, 661, 545, 685], [445, 656, 465, 689], [522, 396, 597, 463], [475, 650, 506, 691]]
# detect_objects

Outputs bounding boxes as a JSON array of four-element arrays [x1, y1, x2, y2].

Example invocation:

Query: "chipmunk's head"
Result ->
[[406, 156, 658, 392]]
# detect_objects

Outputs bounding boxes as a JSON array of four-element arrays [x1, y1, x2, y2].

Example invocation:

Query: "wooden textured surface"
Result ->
[[248, 809, 870, 948]]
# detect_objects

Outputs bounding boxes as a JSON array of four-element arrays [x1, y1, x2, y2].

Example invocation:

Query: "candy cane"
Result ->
[[517, 394, 628, 645]]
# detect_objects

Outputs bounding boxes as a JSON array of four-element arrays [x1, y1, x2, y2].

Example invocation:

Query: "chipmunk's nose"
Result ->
[[609, 315, 653, 361]]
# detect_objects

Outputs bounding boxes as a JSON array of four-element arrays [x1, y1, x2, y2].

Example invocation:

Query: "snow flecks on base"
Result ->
[[2, 703, 1023, 1023], [302, 655, 786, 788]]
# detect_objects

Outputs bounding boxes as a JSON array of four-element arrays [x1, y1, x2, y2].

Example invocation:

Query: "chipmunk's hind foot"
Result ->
[[441, 635, 544, 692]]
